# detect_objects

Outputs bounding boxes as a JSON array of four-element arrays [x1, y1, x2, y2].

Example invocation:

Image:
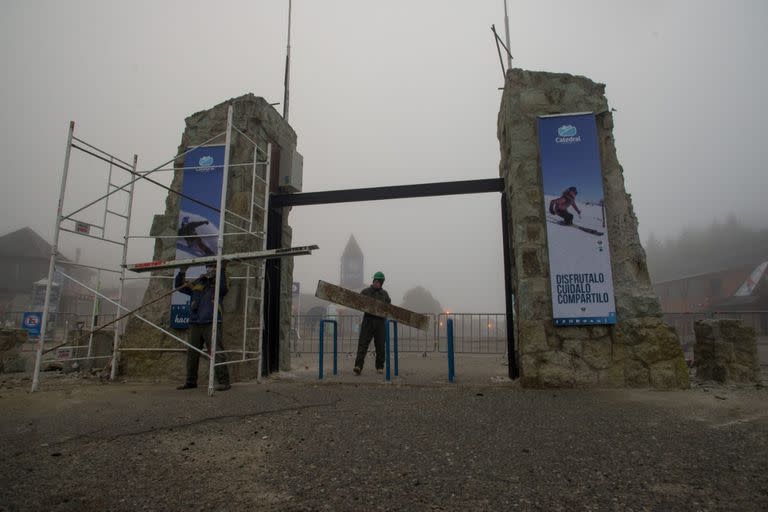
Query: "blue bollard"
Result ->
[[385, 322, 391, 381], [331, 320, 338, 376], [447, 318, 455, 383], [392, 321, 399, 377], [318, 320, 338, 380], [318, 321, 325, 380]]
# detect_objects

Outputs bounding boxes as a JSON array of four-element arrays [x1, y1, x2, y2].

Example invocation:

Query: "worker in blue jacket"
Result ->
[[175, 262, 231, 391]]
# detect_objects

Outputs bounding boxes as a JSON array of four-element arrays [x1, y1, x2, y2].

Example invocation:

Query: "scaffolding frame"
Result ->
[[31, 105, 305, 395]]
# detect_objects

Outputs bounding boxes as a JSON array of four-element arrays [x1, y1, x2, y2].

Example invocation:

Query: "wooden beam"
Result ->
[[125, 245, 319, 273], [315, 280, 431, 331]]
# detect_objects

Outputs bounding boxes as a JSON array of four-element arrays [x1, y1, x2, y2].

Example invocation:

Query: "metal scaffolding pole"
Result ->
[[256, 143, 272, 382], [31, 121, 75, 392], [110, 154, 137, 380], [207, 105, 234, 396]]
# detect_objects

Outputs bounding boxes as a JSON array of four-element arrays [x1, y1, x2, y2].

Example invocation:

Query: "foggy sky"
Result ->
[[1, 0, 766, 313]]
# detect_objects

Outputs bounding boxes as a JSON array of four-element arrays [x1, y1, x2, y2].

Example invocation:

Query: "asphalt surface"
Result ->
[[0, 360, 766, 511]]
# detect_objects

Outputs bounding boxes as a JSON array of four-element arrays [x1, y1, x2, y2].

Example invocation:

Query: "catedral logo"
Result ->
[[556, 124, 581, 144], [196, 155, 215, 172]]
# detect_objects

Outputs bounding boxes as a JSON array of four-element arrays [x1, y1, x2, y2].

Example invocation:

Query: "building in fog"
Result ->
[[0, 227, 95, 324], [340, 234, 364, 291]]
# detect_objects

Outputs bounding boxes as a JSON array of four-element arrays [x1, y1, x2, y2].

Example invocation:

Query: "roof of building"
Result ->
[[0, 227, 53, 259], [341, 234, 363, 260], [0, 227, 76, 263]]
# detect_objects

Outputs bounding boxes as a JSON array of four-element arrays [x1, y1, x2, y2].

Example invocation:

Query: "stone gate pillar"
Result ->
[[120, 94, 296, 381], [498, 69, 688, 388]]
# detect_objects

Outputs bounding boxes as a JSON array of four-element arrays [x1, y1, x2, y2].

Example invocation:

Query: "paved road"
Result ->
[[1, 361, 767, 512]]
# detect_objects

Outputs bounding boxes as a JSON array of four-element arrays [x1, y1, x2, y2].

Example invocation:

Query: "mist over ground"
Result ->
[[1, 1, 766, 312]]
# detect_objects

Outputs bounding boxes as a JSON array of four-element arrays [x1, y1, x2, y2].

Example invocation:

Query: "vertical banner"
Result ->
[[170, 145, 226, 329], [537, 113, 616, 325]]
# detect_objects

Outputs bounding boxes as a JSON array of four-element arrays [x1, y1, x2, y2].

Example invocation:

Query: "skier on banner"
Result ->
[[549, 186, 582, 226], [178, 216, 215, 256]]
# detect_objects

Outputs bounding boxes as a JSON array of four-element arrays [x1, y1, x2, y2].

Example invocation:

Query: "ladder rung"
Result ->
[[106, 209, 129, 219], [108, 184, 132, 194]]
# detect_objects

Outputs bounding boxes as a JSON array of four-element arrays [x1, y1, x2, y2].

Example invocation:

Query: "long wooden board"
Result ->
[[315, 280, 431, 331], [125, 245, 319, 273]]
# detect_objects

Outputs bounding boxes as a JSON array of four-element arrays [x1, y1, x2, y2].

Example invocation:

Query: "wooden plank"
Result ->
[[125, 245, 319, 273], [314, 280, 431, 331]]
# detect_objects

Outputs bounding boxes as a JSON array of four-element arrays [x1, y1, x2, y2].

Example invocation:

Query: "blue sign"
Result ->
[[22, 312, 42, 339], [171, 144, 226, 329], [538, 113, 616, 326]]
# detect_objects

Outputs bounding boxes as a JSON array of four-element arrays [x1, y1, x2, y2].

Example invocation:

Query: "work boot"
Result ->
[[353, 367, 361, 375], [177, 383, 197, 390]]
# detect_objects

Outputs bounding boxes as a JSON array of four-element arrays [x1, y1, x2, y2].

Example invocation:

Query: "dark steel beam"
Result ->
[[271, 178, 504, 207]]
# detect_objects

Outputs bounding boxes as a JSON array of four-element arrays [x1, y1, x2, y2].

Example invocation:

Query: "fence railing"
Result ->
[[1, 311, 120, 340], [291, 313, 509, 355]]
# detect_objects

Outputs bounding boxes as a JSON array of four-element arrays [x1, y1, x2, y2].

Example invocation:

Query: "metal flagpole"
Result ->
[[208, 105, 234, 396], [31, 121, 75, 392], [503, 0, 512, 70], [283, 0, 292, 122]]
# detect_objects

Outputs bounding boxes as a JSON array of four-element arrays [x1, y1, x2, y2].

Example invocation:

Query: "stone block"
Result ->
[[598, 363, 626, 387], [521, 249, 542, 277], [519, 89, 550, 113], [518, 320, 548, 354], [693, 320, 717, 341], [631, 337, 682, 366], [583, 339, 612, 369], [525, 223, 542, 243], [587, 326, 609, 339], [556, 326, 588, 340], [519, 353, 540, 386], [728, 363, 760, 384], [562, 339, 583, 356], [572, 356, 598, 386], [538, 352, 575, 388], [649, 360, 680, 389], [2, 356, 26, 373], [624, 359, 649, 387], [717, 319, 743, 339]]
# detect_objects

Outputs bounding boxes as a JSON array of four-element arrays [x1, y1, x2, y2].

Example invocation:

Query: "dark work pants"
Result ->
[[185, 323, 230, 385], [557, 210, 574, 225], [354, 316, 386, 370]]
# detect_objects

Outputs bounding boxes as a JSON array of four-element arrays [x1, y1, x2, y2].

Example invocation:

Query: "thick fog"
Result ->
[[1, 1, 766, 312]]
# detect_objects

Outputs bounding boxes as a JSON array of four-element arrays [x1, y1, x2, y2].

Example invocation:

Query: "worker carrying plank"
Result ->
[[353, 271, 391, 375], [315, 274, 431, 376]]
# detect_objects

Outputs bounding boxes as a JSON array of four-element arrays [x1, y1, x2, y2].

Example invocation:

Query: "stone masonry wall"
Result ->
[[120, 94, 297, 382], [498, 69, 688, 388], [694, 319, 760, 383]]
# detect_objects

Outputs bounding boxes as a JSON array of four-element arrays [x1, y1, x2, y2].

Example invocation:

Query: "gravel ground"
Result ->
[[0, 369, 766, 511]]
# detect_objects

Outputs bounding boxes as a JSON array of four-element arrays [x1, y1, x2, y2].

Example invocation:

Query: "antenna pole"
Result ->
[[503, 0, 512, 70], [283, 0, 292, 122]]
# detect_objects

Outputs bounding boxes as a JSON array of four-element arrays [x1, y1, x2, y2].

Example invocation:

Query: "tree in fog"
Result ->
[[401, 286, 443, 314], [645, 215, 768, 282]]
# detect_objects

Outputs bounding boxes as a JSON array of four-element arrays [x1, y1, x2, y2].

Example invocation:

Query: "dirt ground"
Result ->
[[0, 355, 766, 511]]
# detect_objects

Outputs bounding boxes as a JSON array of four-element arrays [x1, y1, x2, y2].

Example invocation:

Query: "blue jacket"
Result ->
[[175, 270, 228, 324]]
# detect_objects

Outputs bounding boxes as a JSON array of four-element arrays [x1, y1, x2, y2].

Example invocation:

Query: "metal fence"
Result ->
[[1, 310, 119, 340], [291, 313, 509, 355]]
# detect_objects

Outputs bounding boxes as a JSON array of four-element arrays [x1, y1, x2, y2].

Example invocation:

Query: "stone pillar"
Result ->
[[498, 69, 688, 388], [694, 319, 760, 383], [120, 94, 297, 382]]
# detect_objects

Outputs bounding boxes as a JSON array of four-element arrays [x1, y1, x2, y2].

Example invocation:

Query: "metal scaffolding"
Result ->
[[30, 105, 313, 395]]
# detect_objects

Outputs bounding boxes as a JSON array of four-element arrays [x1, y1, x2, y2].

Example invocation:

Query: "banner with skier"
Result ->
[[170, 144, 226, 328], [537, 113, 616, 325]]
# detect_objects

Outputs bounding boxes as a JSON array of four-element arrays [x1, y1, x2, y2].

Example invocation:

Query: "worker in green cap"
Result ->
[[353, 271, 391, 375]]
